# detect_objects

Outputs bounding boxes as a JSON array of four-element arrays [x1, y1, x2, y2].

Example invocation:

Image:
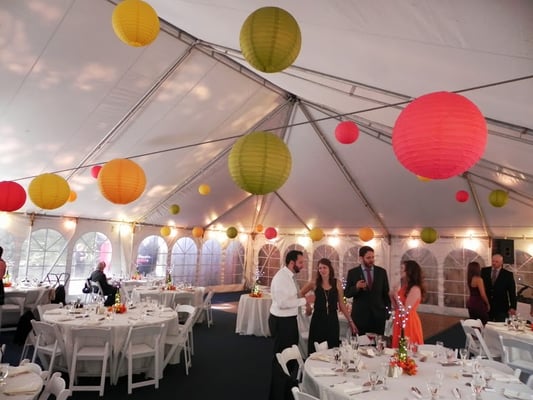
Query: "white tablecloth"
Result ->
[[484, 321, 533, 360], [132, 287, 205, 308], [43, 306, 177, 384], [0, 368, 43, 400], [302, 348, 533, 400], [235, 294, 272, 337]]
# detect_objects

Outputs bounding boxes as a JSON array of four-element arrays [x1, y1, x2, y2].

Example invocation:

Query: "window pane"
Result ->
[[258, 244, 280, 286], [443, 249, 484, 308], [401, 248, 439, 305], [171, 237, 197, 284], [200, 239, 221, 286], [19, 229, 66, 282], [137, 235, 168, 277], [224, 241, 244, 285]]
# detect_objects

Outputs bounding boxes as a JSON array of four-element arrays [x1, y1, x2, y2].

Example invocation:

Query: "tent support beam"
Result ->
[[298, 102, 391, 244], [464, 173, 492, 238], [204, 194, 254, 230]]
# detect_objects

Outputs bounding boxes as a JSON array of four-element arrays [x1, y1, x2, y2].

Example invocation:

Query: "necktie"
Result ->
[[365, 267, 373, 289], [491, 268, 498, 284]]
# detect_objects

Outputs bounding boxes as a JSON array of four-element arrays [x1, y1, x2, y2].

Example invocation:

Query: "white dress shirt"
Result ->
[[269, 266, 306, 317]]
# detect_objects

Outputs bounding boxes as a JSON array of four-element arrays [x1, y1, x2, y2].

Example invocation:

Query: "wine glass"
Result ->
[[341, 352, 350, 377], [459, 348, 468, 367], [333, 347, 341, 370], [379, 362, 389, 390], [426, 381, 440, 400], [368, 371, 379, 391], [0, 363, 9, 386], [482, 369, 493, 389], [435, 341, 444, 360], [471, 373, 485, 399]]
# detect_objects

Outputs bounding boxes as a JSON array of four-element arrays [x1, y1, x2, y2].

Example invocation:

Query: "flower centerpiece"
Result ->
[[249, 266, 264, 298], [389, 296, 417, 376], [108, 291, 127, 313]]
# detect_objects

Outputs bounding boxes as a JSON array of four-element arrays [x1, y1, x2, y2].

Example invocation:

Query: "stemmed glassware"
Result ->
[[426, 381, 440, 400], [459, 348, 468, 368], [471, 373, 485, 399], [368, 371, 379, 391], [379, 362, 389, 390], [340, 350, 350, 377], [0, 364, 9, 386], [482, 369, 493, 389]]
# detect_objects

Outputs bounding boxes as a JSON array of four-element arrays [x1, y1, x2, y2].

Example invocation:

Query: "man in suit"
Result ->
[[481, 253, 517, 322], [345, 246, 391, 335]]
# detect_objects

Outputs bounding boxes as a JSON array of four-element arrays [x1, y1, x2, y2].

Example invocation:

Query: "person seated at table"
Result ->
[[390, 260, 425, 348], [300, 258, 357, 355], [89, 261, 118, 307]]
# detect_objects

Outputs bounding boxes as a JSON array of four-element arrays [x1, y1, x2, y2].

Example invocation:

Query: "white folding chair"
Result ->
[[36, 304, 62, 321], [200, 291, 214, 327], [460, 319, 487, 358], [0, 292, 26, 331], [69, 327, 112, 396], [163, 306, 196, 374], [31, 320, 67, 376], [176, 304, 197, 356], [314, 341, 328, 353], [276, 345, 304, 382], [527, 374, 533, 389], [120, 324, 164, 394], [499, 335, 533, 376], [24, 289, 47, 315], [38, 371, 70, 400], [473, 327, 494, 360], [291, 386, 320, 400]]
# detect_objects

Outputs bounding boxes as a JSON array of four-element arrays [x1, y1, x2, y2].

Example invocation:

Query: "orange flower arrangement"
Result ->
[[108, 304, 127, 313], [389, 353, 417, 375]]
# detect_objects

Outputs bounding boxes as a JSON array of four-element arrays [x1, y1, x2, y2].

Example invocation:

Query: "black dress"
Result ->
[[466, 285, 489, 325], [308, 281, 340, 355]]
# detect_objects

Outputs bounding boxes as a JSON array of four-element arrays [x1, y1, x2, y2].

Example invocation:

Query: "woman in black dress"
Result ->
[[466, 261, 490, 324], [301, 258, 357, 355]]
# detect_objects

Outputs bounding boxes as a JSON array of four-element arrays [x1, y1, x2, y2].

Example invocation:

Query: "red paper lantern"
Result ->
[[264, 227, 277, 240], [456, 190, 469, 203], [393, 92, 487, 179], [0, 181, 26, 212], [91, 165, 102, 179], [335, 121, 359, 144]]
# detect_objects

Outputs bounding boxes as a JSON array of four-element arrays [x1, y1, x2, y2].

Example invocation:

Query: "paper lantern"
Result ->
[[90, 165, 102, 179], [264, 227, 277, 240], [68, 190, 77, 202], [358, 227, 374, 242], [309, 228, 324, 242], [160, 226, 171, 237], [256, 224, 264, 233], [28, 173, 70, 210], [112, 0, 160, 47], [417, 176, 431, 182], [98, 158, 146, 205], [489, 190, 508, 207], [226, 226, 238, 239], [420, 227, 438, 244], [198, 184, 211, 195], [335, 121, 359, 144], [228, 131, 292, 195], [0, 181, 26, 212], [240, 7, 301, 73], [456, 190, 469, 203], [393, 92, 487, 179], [192, 226, 204, 238], [169, 204, 180, 215]]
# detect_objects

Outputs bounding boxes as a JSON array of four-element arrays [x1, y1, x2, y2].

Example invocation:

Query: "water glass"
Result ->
[[376, 338, 386, 355], [0, 363, 9, 385], [435, 341, 444, 360], [459, 348, 468, 365], [471, 373, 485, 399], [368, 371, 379, 390]]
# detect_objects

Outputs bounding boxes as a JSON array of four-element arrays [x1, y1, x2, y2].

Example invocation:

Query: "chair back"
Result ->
[[499, 335, 533, 375], [38, 372, 70, 400], [36, 304, 62, 321], [314, 341, 328, 353], [460, 320, 483, 357], [31, 320, 60, 347], [472, 327, 493, 360], [72, 327, 112, 349], [291, 387, 319, 400], [276, 345, 304, 378], [90, 281, 104, 296], [124, 323, 164, 353]]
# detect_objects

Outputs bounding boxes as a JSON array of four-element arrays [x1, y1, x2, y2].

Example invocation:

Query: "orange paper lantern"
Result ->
[[192, 226, 204, 238], [28, 173, 70, 210], [98, 159, 146, 204], [198, 184, 211, 195], [309, 228, 324, 242], [68, 190, 77, 202], [256, 224, 264, 233], [358, 227, 374, 242]]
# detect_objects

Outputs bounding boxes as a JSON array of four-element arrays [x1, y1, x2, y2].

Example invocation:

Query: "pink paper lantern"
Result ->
[[392, 92, 487, 179], [456, 190, 469, 203], [335, 121, 359, 144], [264, 227, 277, 240], [91, 165, 102, 179], [0, 181, 26, 212]]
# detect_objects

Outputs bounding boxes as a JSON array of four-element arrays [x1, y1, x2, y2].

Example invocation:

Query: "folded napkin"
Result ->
[[503, 389, 533, 400], [493, 373, 521, 383], [309, 354, 331, 362], [359, 347, 375, 357], [3, 379, 43, 395], [57, 317, 74, 322], [7, 366, 32, 377], [44, 309, 62, 315], [334, 382, 366, 395], [383, 348, 395, 356], [419, 350, 434, 358], [309, 367, 337, 377]]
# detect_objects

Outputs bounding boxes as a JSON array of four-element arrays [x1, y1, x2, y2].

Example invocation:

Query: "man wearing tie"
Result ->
[[345, 246, 391, 335], [481, 253, 517, 322]]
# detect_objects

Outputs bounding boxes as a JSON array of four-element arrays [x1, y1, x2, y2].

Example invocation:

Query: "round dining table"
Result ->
[[42, 304, 178, 385], [301, 347, 533, 400], [235, 293, 272, 337], [1, 366, 43, 400], [131, 286, 205, 308]]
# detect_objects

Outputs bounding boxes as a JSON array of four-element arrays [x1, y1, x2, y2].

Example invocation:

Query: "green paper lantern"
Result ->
[[240, 7, 301, 73], [489, 189, 508, 207], [226, 226, 238, 239], [420, 227, 438, 244], [309, 228, 324, 242], [169, 204, 180, 215], [228, 131, 292, 195]]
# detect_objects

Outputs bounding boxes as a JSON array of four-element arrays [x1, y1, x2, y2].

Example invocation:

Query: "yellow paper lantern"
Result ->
[[98, 158, 146, 204], [358, 227, 374, 242], [112, 0, 160, 47], [309, 227, 324, 242], [256, 224, 264, 233], [198, 184, 211, 195], [240, 7, 301, 73], [169, 204, 180, 215], [28, 173, 70, 210], [417, 175, 432, 182], [489, 189, 508, 207], [160, 226, 171, 237], [226, 226, 238, 239], [192, 226, 204, 238], [420, 227, 438, 244], [68, 190, 77, 202], [228, 131, 292, 195]]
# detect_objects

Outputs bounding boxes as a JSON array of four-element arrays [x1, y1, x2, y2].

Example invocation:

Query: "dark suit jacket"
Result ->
[[345, 265, 391, 335], [481, 266, 517, 322]]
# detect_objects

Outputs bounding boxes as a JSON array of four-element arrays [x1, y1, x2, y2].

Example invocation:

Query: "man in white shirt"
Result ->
[[269, 250, 313, 354]]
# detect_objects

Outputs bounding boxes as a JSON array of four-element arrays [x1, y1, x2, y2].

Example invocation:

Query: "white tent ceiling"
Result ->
[[1, 0, 532, 240]]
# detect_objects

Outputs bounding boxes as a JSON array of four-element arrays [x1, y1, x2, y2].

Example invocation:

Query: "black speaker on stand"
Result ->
[[492, 238, 514, 264]]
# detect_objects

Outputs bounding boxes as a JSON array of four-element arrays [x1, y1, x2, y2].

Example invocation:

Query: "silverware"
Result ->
[[452, 387, 462, 399], [411, 387, 422, 399]]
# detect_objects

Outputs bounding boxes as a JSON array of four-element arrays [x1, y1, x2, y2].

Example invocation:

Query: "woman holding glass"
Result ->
[[300, 258, 357, 355], [390, 260, 425, 348]]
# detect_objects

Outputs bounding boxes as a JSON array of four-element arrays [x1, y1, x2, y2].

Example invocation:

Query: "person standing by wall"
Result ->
[[466, 261, 490, 324], [481, 253, 517, 322], [0, 247, 6, 305], [345, 246, 391, 335]]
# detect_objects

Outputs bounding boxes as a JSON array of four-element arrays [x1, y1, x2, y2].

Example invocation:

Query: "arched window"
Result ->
[[137, 235, 168, 277], [342, 247, 359, 283], [401, 248, 438, 305], [258, 244, 280, 286], [19, 229, 66, 282], [171, 237, 197, 284], [72, 232, 112, 279], [200, 239, 222, 286], [0, 229, 16, 272], [283, 244, 309, 286], [224, 241, 244, 285], [313, 245, 340, 280], [515, 250, 533, 301], [443, 249, 484, 308]]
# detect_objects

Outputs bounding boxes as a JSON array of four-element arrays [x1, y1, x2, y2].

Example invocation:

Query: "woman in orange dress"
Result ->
[[390, 260, 425, 348]]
